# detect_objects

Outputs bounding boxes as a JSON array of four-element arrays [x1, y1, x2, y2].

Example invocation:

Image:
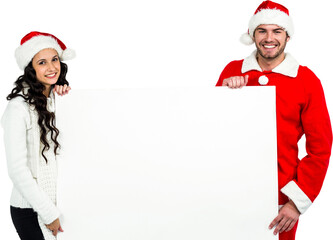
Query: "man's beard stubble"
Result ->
[[256, 38, 288, 60]]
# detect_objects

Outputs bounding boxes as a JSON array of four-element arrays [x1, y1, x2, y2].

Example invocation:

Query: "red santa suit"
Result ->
[[216, 51, 332, 240]]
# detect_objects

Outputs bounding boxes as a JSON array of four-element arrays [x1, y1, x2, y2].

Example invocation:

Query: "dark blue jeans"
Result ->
[[10, 206, 45, 240]]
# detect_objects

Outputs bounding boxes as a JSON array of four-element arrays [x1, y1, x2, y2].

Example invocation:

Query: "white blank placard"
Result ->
[[56, 87, 278, 240]]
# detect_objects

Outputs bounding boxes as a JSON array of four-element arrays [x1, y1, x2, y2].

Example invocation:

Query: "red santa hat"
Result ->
[[240, 0, 294, 45], [15, 31, 76, 70]]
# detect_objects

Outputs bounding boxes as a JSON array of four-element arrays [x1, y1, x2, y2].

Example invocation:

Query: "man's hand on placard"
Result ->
[[222, 75, 249, 88], [269, 200, 300, 235]]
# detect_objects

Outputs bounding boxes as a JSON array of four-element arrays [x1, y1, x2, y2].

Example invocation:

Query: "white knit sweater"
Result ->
[[37, 121, 58, 240], [1, 91, 60, 228]]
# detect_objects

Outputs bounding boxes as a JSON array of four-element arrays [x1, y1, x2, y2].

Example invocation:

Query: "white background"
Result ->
[[0, 0, 332, 239]]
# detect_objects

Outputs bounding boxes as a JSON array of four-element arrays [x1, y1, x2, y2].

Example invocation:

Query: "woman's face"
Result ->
[[32, 48, 61, 89]]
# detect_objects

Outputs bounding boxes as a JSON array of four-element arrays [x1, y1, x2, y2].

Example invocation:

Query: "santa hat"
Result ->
[[240, 0, 294, 45], [15, 31, 76, 70]]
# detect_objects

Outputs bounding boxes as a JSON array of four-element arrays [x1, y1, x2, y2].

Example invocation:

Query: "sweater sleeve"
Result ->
[[1, 99, 60, 224], [281, 68, 332, 214]]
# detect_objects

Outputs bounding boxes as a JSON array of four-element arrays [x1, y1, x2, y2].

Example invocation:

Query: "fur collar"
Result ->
[[241, 51, 299, 78]]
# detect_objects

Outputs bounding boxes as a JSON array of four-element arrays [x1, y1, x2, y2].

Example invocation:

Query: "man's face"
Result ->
[[254, 24, 290, 61]]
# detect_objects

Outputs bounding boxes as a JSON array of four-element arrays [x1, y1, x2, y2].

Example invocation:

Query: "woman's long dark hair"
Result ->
[[7, 61, 69, 162]]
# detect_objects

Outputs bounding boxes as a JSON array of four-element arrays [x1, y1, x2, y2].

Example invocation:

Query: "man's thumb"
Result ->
[[244, 75, 249, 84]]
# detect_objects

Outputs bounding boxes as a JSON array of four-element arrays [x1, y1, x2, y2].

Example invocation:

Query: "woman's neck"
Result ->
[[43, 86, 51, 98]]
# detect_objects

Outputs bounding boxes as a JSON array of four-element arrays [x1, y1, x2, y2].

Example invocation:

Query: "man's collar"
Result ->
[[241, 51, 299, 77]]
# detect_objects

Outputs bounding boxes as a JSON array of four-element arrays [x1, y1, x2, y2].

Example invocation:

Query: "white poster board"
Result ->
[[56, 87, 278, 240]]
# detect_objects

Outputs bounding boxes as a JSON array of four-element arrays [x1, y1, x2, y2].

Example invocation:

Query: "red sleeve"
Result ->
[[298, 67, 332, 200], [282, 67, 332, 213], [215, 60, 244, 86]]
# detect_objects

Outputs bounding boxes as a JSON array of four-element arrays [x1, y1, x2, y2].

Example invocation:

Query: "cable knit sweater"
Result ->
[[37, 128, 58, 240], [1, 90, 60, 227]]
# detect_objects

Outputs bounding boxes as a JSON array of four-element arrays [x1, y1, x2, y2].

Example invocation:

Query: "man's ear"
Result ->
[[286, 35, 290, 42]]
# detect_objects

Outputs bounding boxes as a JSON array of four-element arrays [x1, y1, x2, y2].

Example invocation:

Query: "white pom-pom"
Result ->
[[240, 33, 254, 45], [61, 48, 76, 61], [258, 75, 269, 85]]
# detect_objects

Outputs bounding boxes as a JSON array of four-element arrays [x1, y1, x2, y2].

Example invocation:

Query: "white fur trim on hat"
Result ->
[[240, 8, 294, 45], [249, 9, 294, 38], [61, 48, 76, 61], [240, 32, 254, 45], [15, 35, 75, 70]]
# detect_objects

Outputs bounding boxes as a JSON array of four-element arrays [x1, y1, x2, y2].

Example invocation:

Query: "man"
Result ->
[[215, 1, 332, 240]]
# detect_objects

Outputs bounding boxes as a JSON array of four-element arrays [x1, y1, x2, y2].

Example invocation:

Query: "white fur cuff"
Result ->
[[281, 181, 312, 214]]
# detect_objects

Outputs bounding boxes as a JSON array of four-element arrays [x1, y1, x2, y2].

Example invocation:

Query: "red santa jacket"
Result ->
[[216, 51, 332, 214]]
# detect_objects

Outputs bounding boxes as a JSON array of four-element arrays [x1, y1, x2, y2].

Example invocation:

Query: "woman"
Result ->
[[1, 31, 75, 240]]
